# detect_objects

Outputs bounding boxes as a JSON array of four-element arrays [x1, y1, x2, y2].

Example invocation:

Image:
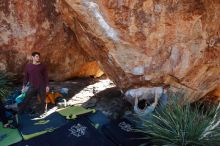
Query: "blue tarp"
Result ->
[[15, 93, 26, 104], [5, 88, 21, 105]]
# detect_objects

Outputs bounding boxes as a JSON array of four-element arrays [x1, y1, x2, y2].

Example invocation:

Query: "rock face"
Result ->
[[58, 0, 220, 102], [0, 0, 103, 81], [1, 0, 220, 102]]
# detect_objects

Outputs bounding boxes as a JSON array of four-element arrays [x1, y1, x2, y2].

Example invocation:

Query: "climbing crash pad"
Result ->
[[57, 106, 95, 119], [18, 112, 68, 140], [0, 122, 22, 146]]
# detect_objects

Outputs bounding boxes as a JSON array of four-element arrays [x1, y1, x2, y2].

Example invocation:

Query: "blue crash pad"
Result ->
[[102, 119, 151, 146], [43, 117, 116, 146], [86, 110, 110, 129], [18, 112, 68, 140], [10, 135, 49, 146]]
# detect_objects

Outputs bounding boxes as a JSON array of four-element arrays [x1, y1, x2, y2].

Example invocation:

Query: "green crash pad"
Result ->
[[0, 123, 22, 146], [57, 106, 95, 119]]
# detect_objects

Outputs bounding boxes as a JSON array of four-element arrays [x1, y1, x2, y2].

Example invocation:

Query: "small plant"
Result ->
[[0, 72, 14, 99], [137, 99, 220, 146]]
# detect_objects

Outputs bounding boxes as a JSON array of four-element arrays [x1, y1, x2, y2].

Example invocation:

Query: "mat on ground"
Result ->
[[57, 106, 95, 119], [10, 135, 49, 146], [0, 122, 22, 146], [86, 110, 110, 129], [18, 112, 68, 140], [102, 119, 151, 146], [35, 117, 116, 146]]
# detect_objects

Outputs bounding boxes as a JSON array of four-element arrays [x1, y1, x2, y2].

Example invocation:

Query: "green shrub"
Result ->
[[0, 72, 14, 99], [138, 100, 220, 146]]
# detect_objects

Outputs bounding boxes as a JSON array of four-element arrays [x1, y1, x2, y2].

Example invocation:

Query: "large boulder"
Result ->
[[57, 0, 220, 102], [0, 0, 103, 81], [1, 0, 219, 102]]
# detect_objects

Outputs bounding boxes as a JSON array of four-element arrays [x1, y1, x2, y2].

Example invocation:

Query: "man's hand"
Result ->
[[152, 94, 159, 108], [21, 85, 25, 93], [134, 96, 138, 106], [46, 86, 50, 93], [151, 102, 157, 108]]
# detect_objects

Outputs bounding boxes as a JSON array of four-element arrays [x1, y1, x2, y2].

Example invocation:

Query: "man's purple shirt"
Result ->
[[23, 63, 49, 88]]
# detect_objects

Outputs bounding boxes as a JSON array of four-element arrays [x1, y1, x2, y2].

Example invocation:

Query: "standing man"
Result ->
[[19, 52, 49, 116]]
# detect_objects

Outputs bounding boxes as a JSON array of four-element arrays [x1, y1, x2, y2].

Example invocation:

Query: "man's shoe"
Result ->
[[39, 112, 47, 118], [3, 123, 16, 129]]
